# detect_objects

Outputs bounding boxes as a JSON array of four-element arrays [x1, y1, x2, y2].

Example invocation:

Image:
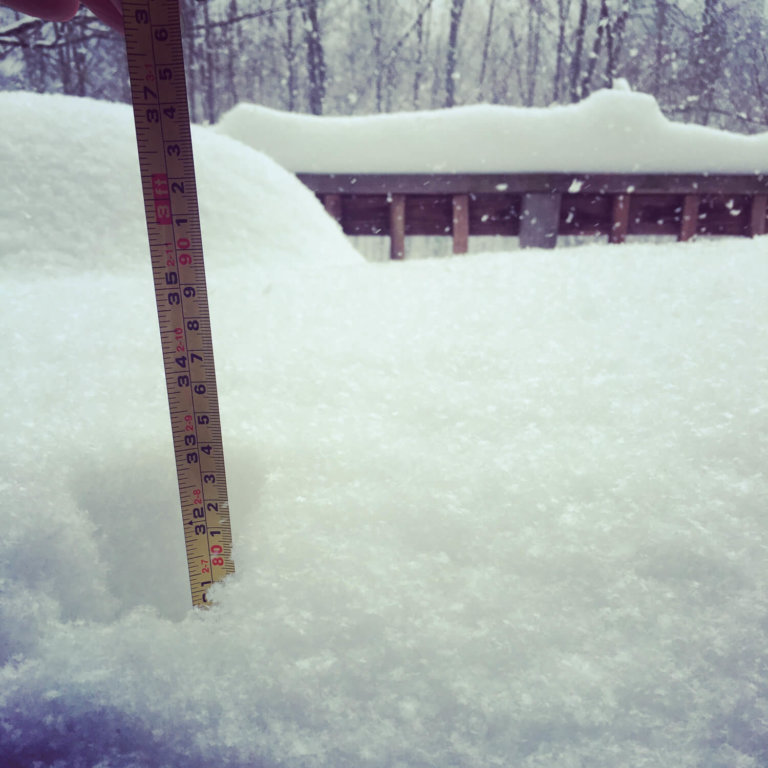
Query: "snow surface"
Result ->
[[2, 92, 768, 768], [216, 87, 768, 174], [0, 91, 359, 274]]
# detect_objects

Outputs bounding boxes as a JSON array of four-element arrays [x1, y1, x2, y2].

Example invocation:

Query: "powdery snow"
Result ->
[[217, 87, 768, 174], [0, 91, 359, 274], [2, 92, 768, 768]]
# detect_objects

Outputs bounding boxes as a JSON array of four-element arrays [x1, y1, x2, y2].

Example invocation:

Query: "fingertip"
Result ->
[[81, 0, 124, 33]]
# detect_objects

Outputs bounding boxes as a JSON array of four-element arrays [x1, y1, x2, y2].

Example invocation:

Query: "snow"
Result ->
[[0, 91, 359, 274], [2, 91, 768, 768], [216, 87, 768, 174]]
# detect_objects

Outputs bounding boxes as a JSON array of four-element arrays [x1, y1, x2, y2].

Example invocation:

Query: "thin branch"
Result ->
[[191, 1, 310, 31], [0, 18, 44, 37]]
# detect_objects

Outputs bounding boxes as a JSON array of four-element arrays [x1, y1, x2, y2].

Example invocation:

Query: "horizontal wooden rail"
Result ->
[[297, 172, 768, 257]]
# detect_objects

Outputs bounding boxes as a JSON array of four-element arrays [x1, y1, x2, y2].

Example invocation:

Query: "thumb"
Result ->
[[81, 0, 123, 32], [1, 0, 81, 22]]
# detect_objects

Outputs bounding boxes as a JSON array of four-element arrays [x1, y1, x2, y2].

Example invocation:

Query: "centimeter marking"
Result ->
[[123, 0, 234, 607]]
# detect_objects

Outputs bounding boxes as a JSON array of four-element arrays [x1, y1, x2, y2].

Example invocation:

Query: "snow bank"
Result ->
[[0, 91, 359, 274], [217, 88, 768, 174], [3, 92, 768, 768]]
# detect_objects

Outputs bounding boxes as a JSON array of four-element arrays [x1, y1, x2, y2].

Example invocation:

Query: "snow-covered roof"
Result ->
[[216, 87, 768, 175]]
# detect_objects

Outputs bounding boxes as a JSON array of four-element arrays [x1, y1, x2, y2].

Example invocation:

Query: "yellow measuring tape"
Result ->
[[123, 0, 234, 607]]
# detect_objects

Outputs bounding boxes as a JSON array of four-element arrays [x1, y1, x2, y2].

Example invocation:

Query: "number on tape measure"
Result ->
[[123, 0, 234, 607]]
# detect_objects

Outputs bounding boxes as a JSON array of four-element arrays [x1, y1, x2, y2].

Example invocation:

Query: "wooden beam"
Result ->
[[389, 194, 406, 260], [519, 193, 561, 248], [750, 194, 767, 237], [297, 172, 768, 197], [322, 193, 342, 224], [679, 194, 700, 241], [452, 194, 470, 253], [610, 194, 630, 244]]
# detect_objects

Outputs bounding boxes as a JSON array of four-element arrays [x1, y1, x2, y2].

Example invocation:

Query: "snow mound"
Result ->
[[0, 91, 360, 274], [217, 88, 768, 174]]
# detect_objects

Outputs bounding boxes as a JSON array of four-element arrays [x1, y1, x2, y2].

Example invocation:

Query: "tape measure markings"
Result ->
[[124, 0, 234, 607]]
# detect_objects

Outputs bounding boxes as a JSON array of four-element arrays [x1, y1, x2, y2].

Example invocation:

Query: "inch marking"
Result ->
[[124, 0, 234, 607]]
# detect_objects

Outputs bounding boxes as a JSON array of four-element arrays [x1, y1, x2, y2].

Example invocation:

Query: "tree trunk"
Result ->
[[569, 0, 589, 102], [284, 5, 298, 111], [580, 0, 609, 98], [553, 0, 571, 102], [478, 0, 496, 97], [365, 0, 383, 111], [413, 12, 425, 107], [525, 0, 542, 106], [606, 0, 630, 88], [223, 0, 240, 111], [301, 0, 326, 114], [445, 0, 465, 107], [201, 0, 216, 123], [652, 0, 668, 94], [696, 0, 725, 124], [180, 0, 199, 121]]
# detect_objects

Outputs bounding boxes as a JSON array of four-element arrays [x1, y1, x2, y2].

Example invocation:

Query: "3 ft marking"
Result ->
[[123, 0, 234, 607]]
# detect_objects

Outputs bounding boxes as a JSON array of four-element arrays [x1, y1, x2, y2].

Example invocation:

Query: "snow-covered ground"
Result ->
[[2, 92, 768, 768]]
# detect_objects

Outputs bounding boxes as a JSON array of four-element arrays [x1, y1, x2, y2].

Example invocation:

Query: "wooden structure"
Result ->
[[298, 173, 768, 259]]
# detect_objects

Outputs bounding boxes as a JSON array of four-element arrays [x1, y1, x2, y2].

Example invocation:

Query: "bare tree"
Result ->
[[365, 0, 386, 111], [478, 0, 497, 97], [301, 0, 326, 114], [694, 0, 727, 123], [569, 0, 589, 101], [524, 0, 544, 105], [222, 0, 241, 112], [1, 0, 765, 134], [200, 0, 217, 123], [445, 0, 466, 107], [580, 0, 610, 96], [413, 9, 427, 107], [552, 0, 571, 101], [283, 3, 300, 111]]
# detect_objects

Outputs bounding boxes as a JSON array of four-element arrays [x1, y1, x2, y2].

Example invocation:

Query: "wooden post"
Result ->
[[452, 194, 470, 254], [519, 193, 561, 249], [389, 194, 406, 260], [610, 194, 631, 244], [679, 194, 700, 241], [322, 193, 343, 225], [749, 194, 767, 237]]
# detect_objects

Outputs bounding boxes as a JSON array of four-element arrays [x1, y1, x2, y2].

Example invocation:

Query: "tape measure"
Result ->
[[123, 0, 234, 606]]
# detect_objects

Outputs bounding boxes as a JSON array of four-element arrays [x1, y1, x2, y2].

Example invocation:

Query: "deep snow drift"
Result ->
[[0, 91, 359, 273], [217, 85, 768, 174], [2, 92, 768, 768]]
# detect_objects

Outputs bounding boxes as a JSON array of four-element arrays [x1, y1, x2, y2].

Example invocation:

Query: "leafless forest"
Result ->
[[1, 0, 766, 132]]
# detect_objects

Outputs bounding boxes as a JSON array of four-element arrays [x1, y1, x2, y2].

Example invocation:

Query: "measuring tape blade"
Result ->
[[123, 0, 234, 607]]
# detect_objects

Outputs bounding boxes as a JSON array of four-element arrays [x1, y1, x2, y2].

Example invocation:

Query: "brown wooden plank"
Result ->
[[696, 195, 750, 235], [389, 194, 406, 260], [404, 195, 452, 235], [610, 194, 630, 244], [340, 195, 389, 235], [628, 194, 683, 235], [301, 178, 768, 249], [559, 194, 611, 236], [750, 194, 767, 236], [468, 194, 520, 235], [679, 194, 700, 241], [452, 194, 470, 253], [322, 193, 342, 224], [297, 172, 768, 196], [520, 193, 561, 248]]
